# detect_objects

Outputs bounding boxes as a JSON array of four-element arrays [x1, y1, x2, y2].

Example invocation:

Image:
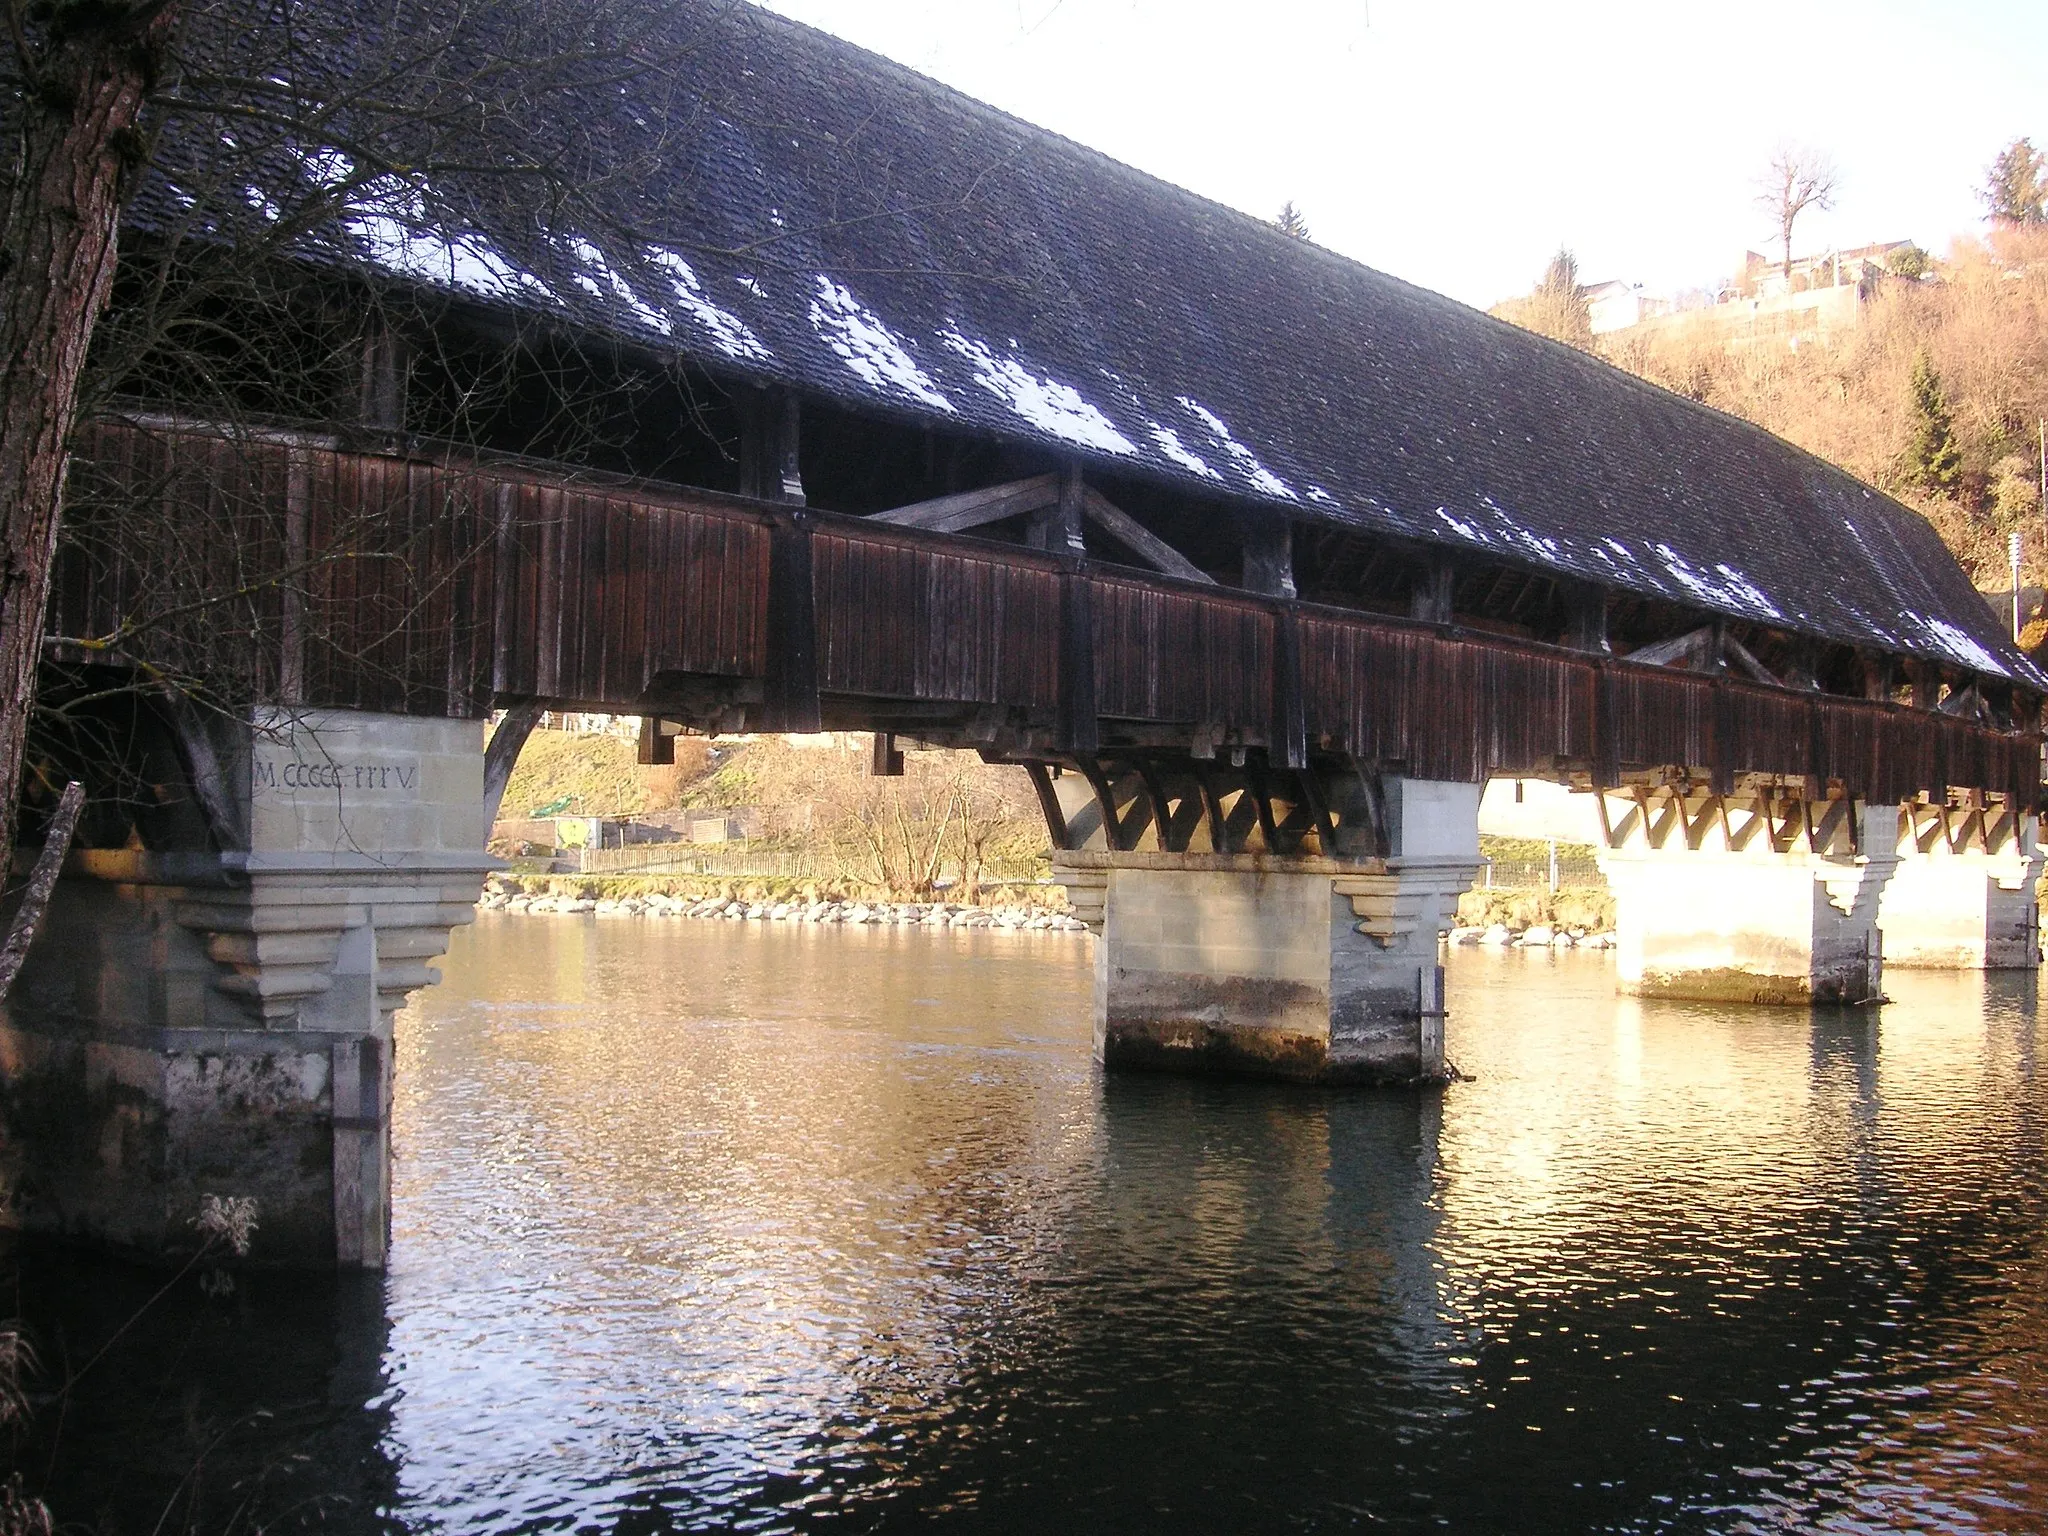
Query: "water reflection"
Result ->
[[5, 921, 2044, 1532]]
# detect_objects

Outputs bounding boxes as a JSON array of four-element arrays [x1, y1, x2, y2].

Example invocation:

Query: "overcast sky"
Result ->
[[760, 0, 2047, 310]]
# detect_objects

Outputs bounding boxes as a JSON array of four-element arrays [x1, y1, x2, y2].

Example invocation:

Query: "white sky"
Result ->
[[761, 0, 2048, 309]]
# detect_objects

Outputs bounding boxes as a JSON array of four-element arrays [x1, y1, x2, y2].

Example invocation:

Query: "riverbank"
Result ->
[[475, 879, 1606, 945], [480, 881, 1089, 931]]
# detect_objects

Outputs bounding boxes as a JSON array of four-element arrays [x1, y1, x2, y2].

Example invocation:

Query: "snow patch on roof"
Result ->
[[942, 332, 1137, 453], [1304, 484, 1341, 509], [348, 185, 550, 304], [1480, 497, 1560, 561], [1436, 507, 1488, 543], [1909, 614, 2010, 678], [1650, 543, 1783, 621], [646, 251, 769, 362], [1176, 399, 1298, 500], [566, 238, 672, 336], [1145, 422, 1222, 481], [810, 278, 954, 411]]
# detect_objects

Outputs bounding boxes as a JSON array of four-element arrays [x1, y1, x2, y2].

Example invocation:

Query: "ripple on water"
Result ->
[[10, 921, 2047, 1534]]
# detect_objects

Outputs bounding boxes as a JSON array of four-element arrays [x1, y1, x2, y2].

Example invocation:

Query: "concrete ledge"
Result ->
[[1055, 850, 1388, 875]]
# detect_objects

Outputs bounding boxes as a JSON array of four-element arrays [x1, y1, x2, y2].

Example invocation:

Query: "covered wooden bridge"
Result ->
[[9, 0, 2043, 1266]]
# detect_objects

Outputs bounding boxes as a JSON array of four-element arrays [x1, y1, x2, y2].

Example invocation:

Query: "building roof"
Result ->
[[127, 0, 2042, 690]]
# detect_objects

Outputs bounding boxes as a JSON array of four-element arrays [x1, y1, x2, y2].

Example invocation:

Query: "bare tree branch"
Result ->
[[0, 779, 82, 1001]]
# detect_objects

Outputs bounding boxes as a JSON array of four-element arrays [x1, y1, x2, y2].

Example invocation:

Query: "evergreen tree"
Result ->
[[1273, 201, 1311, 240], [1982, 138, 2048, 226], [1905, 352, 1963, 495]]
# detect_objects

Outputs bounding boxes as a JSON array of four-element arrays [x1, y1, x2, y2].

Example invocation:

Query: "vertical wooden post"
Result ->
[[280, 451, 309, 704], [1564, 582, 1609, 655], [638, 715, 675, 766], [1241, 515, 1295, 598], [1031, 461, 1087, 556], [1592, 660, 1619, 790], [776, 391, 807, 506], [1409, 556, 1454, 624], [870, 731, 904, 776], [358, 320, 409, 431], [1272, 607, 1306, 771], [740, 387, 806, 506], [1059, 560, 1098, 754], [767, 512, 820, 733], [1710, 677, 1735, 796]]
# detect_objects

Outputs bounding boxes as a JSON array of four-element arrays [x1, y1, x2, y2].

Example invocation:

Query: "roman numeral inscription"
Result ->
[[251, 757, 421, 794]]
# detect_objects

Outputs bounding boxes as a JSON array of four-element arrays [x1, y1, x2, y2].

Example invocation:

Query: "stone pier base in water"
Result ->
[[1878, 802, 2041, 970], [1056, 779, 1481, 1085], [0, 710, 490, 1269], [1596, 790, 1899, 1005]]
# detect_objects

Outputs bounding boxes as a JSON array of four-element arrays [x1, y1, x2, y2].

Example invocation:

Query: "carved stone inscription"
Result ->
[[252, 758, 422, 795]]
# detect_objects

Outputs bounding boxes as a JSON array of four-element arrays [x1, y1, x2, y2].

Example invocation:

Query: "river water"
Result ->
[[10, 916, 2047, 1533]]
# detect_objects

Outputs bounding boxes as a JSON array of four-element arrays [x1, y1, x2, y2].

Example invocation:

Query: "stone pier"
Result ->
[[1056, 779, 1481, 1084], [0, 710, 491, 1268], [1596, 789, 1898, 1005], [1878, 801, 2042, 970]]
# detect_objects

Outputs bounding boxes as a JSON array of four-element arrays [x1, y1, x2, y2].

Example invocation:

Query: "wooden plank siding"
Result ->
[[1090, 576, 1271, 731], [48, 420, 2043, 809], [811, 527, 1059, 708]]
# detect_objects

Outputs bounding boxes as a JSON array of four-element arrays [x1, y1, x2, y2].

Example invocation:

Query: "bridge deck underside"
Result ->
[[53, 421, 2041, 809]]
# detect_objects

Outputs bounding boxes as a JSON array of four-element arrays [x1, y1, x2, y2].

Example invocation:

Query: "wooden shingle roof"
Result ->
[[126, 0, 2042, 689]]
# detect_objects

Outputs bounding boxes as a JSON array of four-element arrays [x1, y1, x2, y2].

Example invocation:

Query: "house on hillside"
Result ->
[[1737, 241, 1916, 300], [1583, 280, 1673, 335]]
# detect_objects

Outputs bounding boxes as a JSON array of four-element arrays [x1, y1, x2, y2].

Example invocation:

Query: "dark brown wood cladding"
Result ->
[[50, 420, 2042, 808], [1090, 576, 1271, 729], [492, 477, 770, 706], [811, 527, 1059, 707]]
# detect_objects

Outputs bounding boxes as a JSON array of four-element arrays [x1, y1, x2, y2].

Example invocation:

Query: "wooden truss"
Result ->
[[1595, 785, 1862, 857], [1026, 756, 1340, 856]]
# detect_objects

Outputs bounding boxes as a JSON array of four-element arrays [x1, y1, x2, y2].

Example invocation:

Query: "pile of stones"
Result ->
[[1445, 923, 1617, 951], [479, 889, 1088, 932]]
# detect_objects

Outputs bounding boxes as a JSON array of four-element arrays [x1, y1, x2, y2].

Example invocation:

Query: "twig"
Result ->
[[0, 782, 84, 1003]]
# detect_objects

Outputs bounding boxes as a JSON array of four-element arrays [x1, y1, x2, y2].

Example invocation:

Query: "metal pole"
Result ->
[[1548, 838, 1559, 893], [2013, 529, 2024, 642]]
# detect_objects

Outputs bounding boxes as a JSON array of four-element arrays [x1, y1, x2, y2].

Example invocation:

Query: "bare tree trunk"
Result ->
[[0, 778, 82, 1000], [0, 1, 182, 853]]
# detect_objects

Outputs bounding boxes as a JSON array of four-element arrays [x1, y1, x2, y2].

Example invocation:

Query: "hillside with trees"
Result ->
[[1492, 141, 2048, 625]]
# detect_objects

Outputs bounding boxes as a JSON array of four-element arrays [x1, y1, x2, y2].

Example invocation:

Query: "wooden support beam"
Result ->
[[1721, 633, 1780, 687], [1030, 463, 1088, 556], [1239, 515, 1296, 598], [1082, 487, 1215, 584], [766, 513, 821, 732], [871, 731, 904, 777], [872, 473, 1059, 534], [1624, 625, 1714, 668], [1272, 609, 1306, 771], [1191, 764, 1234, 854], [1024, 762, 1069, 851], [1058, 564, 1098, 753], [483, 701, 546, 824], [1409, 556, 1454, 624], [1907, 660, 1940, 712], [1564, 582, 1609, 655], [358, 319, 409, 430], [740, 388, 806, 505], [1135, 761, 1175, 851], [637, 715, 674, 767], [1860, 653, 1897, 702]]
